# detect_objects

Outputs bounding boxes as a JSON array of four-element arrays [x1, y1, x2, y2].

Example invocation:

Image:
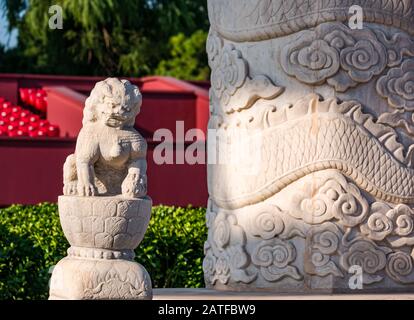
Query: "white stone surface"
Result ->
[[205, 0, 414, 293], [58, 196, 151, 250], [63, 78, 147, 198], [49, 78, 152, 300], [50, 258, 152, 300]]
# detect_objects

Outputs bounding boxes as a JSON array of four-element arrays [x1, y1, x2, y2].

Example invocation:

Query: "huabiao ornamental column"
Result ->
[[49, 78, 152, 300], [204, 0, 414, 292]]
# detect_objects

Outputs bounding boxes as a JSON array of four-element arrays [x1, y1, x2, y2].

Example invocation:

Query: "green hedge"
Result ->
[[0, 203, 207, 300]]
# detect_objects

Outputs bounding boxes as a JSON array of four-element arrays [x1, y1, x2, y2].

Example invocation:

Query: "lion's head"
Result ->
[[83, 78, 142, 128]]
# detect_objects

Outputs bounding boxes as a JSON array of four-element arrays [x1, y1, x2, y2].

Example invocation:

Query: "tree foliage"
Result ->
[[155, 30, 209, 81], [0, 203, 207, 299], [0, 0, 209, 79]]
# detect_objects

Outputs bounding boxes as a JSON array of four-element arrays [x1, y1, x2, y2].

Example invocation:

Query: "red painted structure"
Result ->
[[0, 74, 210, 207]]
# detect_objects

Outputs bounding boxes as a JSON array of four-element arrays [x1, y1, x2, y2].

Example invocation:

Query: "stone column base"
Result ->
[[49, 257, 152, 300]]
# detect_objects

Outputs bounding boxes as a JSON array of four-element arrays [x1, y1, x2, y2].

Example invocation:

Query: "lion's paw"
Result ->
[[77, 182, 97, 197], [122, 173, 147, 198], [63, 181, 78, 196]]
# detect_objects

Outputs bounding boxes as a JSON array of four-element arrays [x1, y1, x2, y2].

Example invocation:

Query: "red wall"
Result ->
[[45, 87, 208, 139], [0, 138, 75, 206], [0, 74, 210, 207], [0, 137, 207, 207], [45, 87, 86, 137]]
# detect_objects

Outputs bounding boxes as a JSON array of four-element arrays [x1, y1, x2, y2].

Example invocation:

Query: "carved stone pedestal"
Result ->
[[204, 0, 414, 293], [49, 196, 152, 300]]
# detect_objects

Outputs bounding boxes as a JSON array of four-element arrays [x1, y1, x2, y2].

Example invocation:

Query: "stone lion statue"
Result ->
[[63, 78, 147, 198]]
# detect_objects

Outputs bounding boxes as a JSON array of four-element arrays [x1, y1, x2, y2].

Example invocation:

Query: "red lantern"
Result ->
[[47, 125, 60, 137], [28, 115, 40, 124], [38, 120, 50, 128], [37, 89, 47, 97], [28, 130, 38, 137], [35, 96, 47, 112], [8, 132, 18, 137], [29, 90, 37, 106], [16, 128, 28, 137], [2, 102, 12, 109], [36, 128, 48, 137], [18, 119, 29, 127], [19, 88, 29, 103], [7, 124, 17, 132], [20, 110, 30, 119], [11, 106, 22, 118], [8, 116, 19, 125], [27, 124, 38, 132]]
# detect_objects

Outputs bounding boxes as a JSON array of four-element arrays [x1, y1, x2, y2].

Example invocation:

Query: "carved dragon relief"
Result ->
[[209, 94, 414, 210], [205, 0, 414, 292], [208, 0, 414, 42], [206, 72, 414, 288], [206, 18, 414, 211], [204, 170, 414, 288]]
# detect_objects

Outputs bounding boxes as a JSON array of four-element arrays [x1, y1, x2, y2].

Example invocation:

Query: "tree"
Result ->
[[0, 40, 21, 73], [0, 0, 209, 79], [155, 30, 209, 81]]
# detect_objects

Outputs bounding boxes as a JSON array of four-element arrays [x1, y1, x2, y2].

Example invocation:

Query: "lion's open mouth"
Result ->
[[106, 114, 127, 127]]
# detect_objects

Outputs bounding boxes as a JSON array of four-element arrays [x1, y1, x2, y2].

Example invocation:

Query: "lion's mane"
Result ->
[[83, 78, 142, 127]]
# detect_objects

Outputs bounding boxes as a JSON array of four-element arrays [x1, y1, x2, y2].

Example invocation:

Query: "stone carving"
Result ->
[[282, 38, 340, 85], [340, 39, 386, 84], [206, 30, 223, 69], [204, 169, 414, 290], [50, 78, 152, 300], [375, 34, 414, 138], [386, 251, 414, 284], [203, 202, 257, 286], [208, 35, 283, 114], [377, 59, 414, 111], [246, 203, 310, 242], [63, 78, 147, 198], [360, 206, 394, 241], [208, 0, 414, 42], [360, 202, 414, 248], [206, 0, 414, 292], [304, 223, 343, 278], [248, 206, 285, 240], [209, 94, 414, 210], [291, 172, 369, 227], [378, 110, 414, 140], [251, 238, 302, 282], [340, 236, 391, 284], [58, 197, 150, 251], [50, 259, 151, 300], [281, 23, 402, 91], [210, 44, 247, 108]]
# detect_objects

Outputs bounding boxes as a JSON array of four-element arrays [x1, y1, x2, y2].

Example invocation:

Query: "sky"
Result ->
[[0, 13, 18, 49]]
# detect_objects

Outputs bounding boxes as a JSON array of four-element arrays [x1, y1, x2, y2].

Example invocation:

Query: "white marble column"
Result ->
[[204, 0, 414, 293]]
